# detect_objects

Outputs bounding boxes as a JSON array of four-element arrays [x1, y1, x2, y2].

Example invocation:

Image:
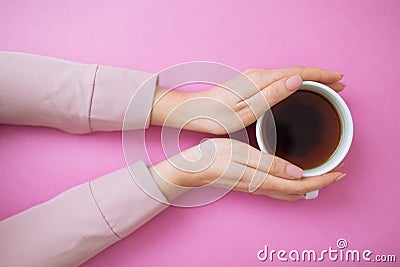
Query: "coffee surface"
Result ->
[[270, 91, 341, 169]]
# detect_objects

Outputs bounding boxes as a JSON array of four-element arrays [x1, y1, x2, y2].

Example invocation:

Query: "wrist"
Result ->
[[149, 162, 191, 202], [150, 86, 192, 127], [149, 143, 212, 201]]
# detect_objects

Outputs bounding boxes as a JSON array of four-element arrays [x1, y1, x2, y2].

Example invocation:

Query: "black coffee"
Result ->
[[268, 91, 341, 170]]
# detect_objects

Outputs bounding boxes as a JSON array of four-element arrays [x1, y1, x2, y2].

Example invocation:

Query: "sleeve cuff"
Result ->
[[89, 161, 168, 238], [89, 65, 158, 132]]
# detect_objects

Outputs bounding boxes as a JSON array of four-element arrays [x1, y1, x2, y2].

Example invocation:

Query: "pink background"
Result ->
[[1, 0, 399, 266]]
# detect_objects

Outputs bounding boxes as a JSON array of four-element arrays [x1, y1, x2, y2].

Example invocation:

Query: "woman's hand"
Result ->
[[149, 66, 346, 202], [151, 66, 345, 134], [149, 138, 345, 202]]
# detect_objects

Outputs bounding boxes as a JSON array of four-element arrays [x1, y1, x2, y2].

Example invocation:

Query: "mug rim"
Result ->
[[256, 81, 353, 177]]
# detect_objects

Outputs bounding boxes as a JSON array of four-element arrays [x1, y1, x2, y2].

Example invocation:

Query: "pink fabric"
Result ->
[[89, 162, 167, 239], [0, 52, 96, 133], [0, 52, 158, 133], [0, 52, 167, 266], [0, 163, 167, 266], [90, 65, 157, 131], [0, 181, 119, 266], [0, 1, 399, 267]]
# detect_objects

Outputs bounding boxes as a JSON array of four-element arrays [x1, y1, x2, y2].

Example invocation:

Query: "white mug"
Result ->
[[256, 81, 353, 199]]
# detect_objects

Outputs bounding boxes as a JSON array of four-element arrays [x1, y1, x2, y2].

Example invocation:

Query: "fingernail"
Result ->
[[285, 75, 302, 91], [339, 82, 347, 87], [336, 162, 344, 169], [286, 164, 303, 178], [335, 71, 344, 77], [336, 173, 347, 182]]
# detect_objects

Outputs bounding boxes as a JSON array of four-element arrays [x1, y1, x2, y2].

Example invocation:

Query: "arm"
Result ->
[[0, 51, 157, 133], [0, 164, 168, 266], [0, 53, 346, 265], [0, 52, 167, 266]]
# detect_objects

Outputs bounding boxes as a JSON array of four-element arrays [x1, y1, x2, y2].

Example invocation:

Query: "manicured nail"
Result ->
[[335, 71, 344, 77], [336, 162, 344, 169], [336, 173, 347, 182], [286, 164, 303, 178], [285, 75, 302, 91], [339, 82, 347, 87]]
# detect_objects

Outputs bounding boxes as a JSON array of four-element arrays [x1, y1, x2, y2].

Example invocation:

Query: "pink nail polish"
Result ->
[[336, 173, 347, 182], [286, 164, 303, 178], [285, 75, 302, 91], [334, 72, 344, 77], [336, 162, 344, 169]]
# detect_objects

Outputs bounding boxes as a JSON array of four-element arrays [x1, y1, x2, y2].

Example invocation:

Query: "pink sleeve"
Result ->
[[0, 51, 157, 133], [0, 163, 168, 266], [0, 52, 169, 266]]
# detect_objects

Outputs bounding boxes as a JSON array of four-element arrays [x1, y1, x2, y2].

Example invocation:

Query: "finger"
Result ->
[[229, 162, 302, 194], [231, 142, 303, 180], [269, 156, 304, 179], [222, 70, 261, 98], [263, 192, 304, 202], [256, 172, 345, 195], [332, 162, 344, 172], [232, 142, 273, 193], [267, 66, 344, 86], [231, 144, 304, 193], [230, 163, 269, 193], [325, 81, 347, 92], [250, 75, 302, 108], [230, 167, 303, 201]]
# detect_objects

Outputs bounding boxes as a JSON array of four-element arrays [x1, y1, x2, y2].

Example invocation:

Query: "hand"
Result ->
[[151, 66, 345, 134], [149, 138, 345, 202]]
